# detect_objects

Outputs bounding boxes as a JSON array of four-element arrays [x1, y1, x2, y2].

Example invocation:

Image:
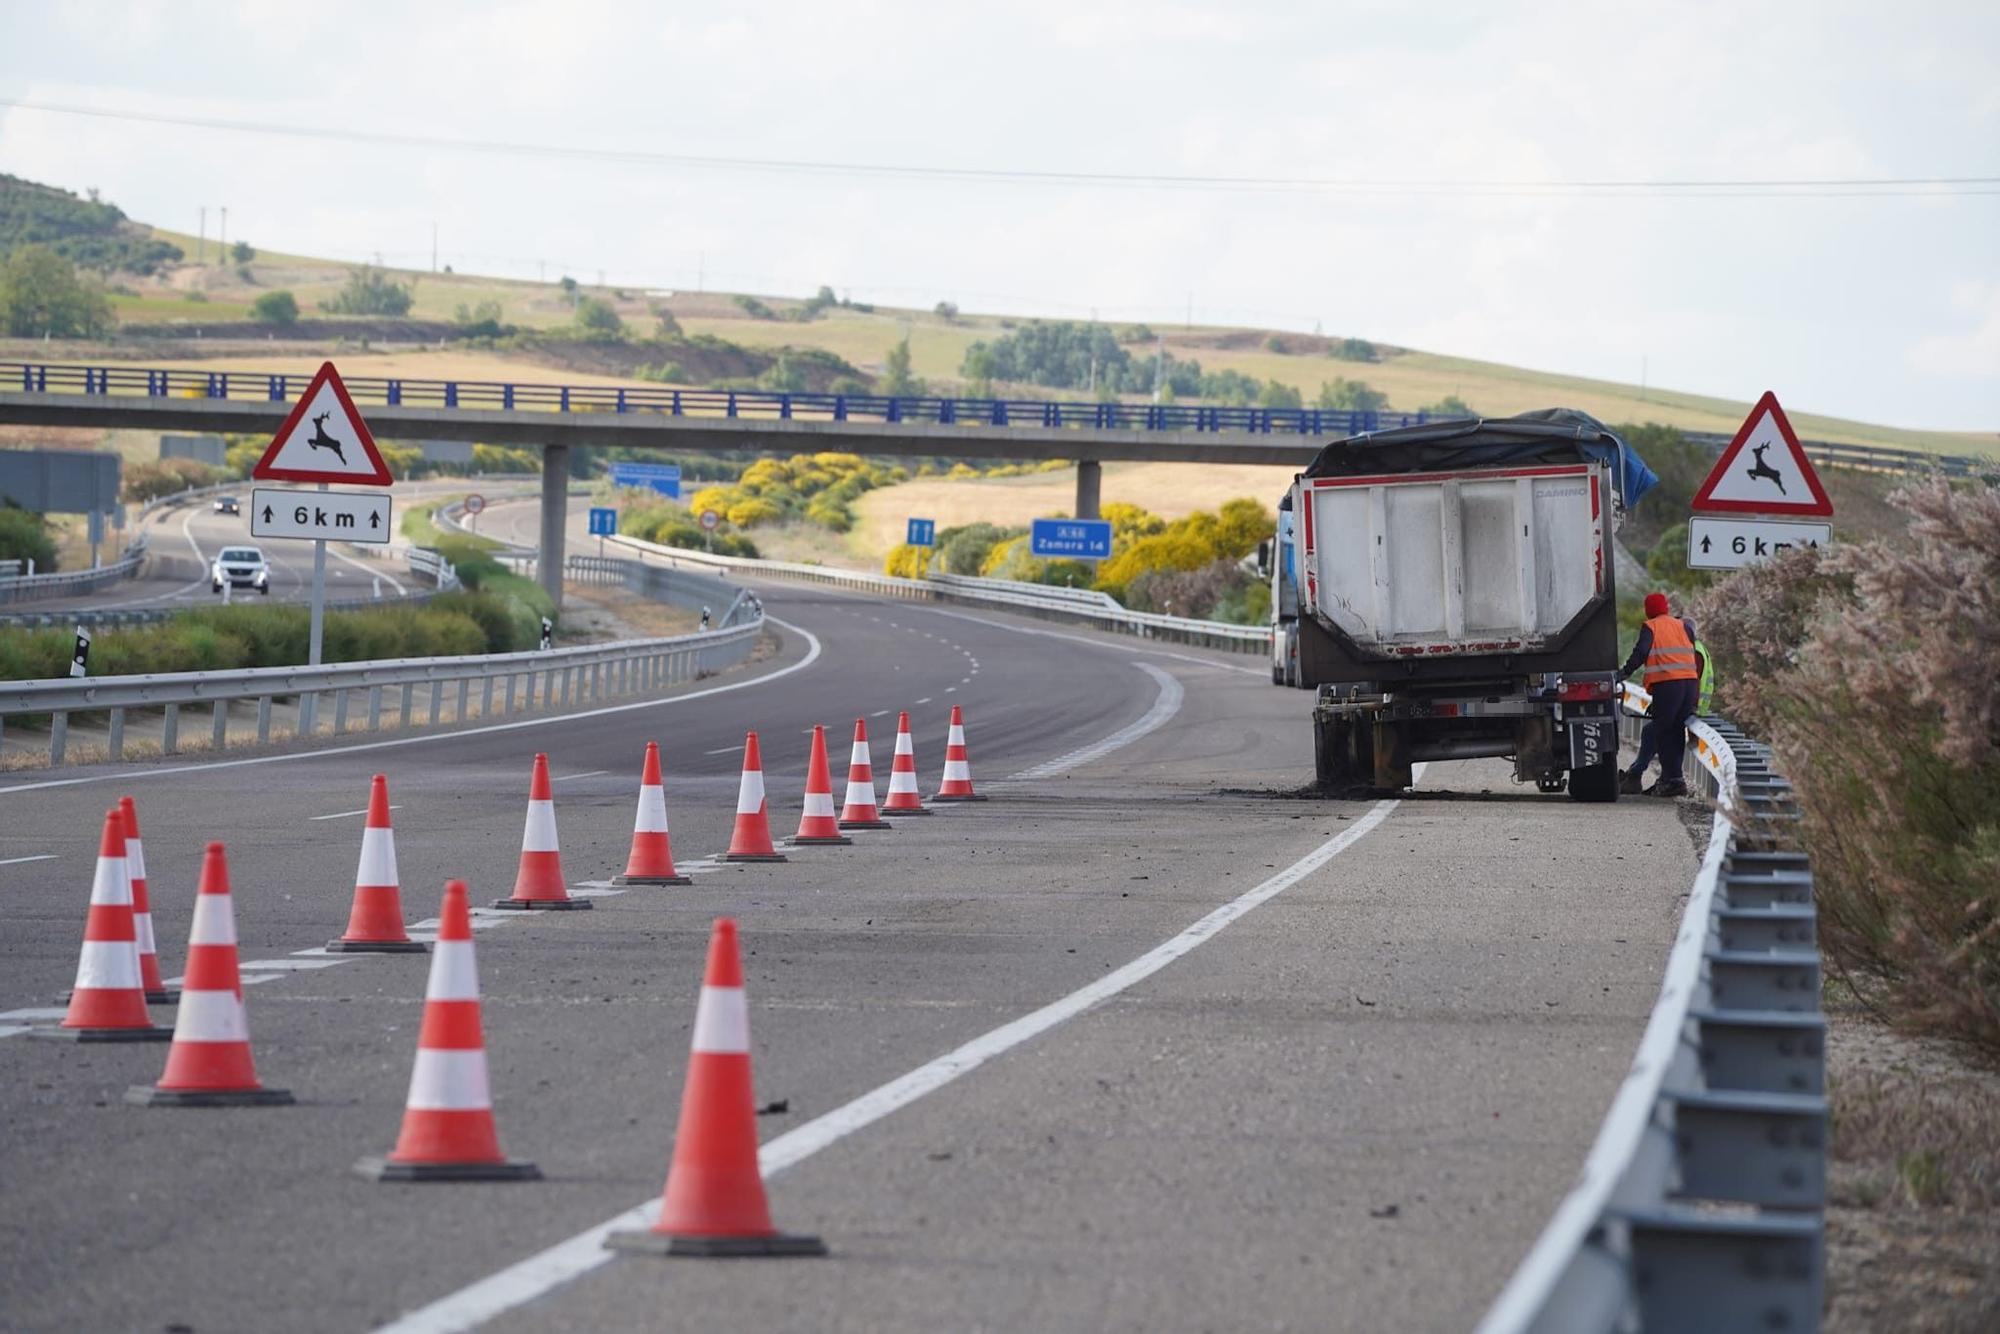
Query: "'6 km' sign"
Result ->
[[251, 487, 392, 544]]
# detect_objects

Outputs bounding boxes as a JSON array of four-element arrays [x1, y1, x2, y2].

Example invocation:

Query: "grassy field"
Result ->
[[44, 223, 1969, 462]]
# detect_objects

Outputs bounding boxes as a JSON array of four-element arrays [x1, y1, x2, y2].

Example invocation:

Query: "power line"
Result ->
[[3, 97, 1995, 198]]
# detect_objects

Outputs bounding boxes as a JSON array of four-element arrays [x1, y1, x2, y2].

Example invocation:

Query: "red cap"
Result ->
[[1644, 592, 1670, 618]]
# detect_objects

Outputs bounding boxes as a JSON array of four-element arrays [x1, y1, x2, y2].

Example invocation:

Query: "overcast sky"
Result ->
[[2, 1, 1995, 431]]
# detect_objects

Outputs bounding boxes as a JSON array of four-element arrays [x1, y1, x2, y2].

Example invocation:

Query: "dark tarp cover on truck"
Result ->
[[1301, 409, 1659, 510]]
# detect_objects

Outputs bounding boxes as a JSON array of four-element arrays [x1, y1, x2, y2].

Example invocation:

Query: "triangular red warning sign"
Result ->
[[251, 362, 395, 485], [1692, 391, 1832, 516]]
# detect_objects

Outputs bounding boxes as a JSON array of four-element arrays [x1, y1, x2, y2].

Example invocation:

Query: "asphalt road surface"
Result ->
[[0, 579, 1696, 1332]]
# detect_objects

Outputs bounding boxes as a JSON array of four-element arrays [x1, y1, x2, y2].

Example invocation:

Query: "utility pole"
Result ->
[[219, 206, 227, 257], [1185, 291, 1193, 331], [1640, 353, 1649, 401], [431, 221, 438, 272], [198, 207, 206, 263], [697, 251, 705, 293]]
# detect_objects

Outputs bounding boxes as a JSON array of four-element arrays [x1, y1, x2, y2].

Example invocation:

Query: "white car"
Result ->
[[211, 546, 271, 595]]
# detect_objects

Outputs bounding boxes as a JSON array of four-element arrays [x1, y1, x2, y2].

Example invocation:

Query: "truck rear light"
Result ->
[[1558, 678, 1614, 702]]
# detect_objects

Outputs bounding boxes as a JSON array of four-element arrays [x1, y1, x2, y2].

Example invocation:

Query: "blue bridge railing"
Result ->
[[6, 360, 1423, 439]]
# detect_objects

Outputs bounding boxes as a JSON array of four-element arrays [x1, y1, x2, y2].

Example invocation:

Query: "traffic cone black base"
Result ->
[[126, 1085, 294, 1107], [324, 938, 429, 953], [355, 1156, 542, 1182], [610, 871, 694, 886], [792, 833, 852, 846], [146, 986, 182, 1004], [929, 793, 989, 803], [490, 897, 593, 911], [718, 851, 788, 863], [29, 1025, 171, 1043], [605, 1229, 827, 1258], [880, 805, 932, 817], [835, 817, 893, 830]]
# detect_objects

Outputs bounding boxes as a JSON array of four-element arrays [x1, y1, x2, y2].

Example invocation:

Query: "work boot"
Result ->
[[1646, 780, 1689, 798], [1618, 769, 1644, 795]]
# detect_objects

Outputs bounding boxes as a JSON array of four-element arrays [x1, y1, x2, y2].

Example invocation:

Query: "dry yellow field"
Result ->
[[849, 462, 1294, 564]]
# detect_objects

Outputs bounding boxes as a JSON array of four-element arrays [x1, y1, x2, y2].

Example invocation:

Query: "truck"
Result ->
[[1268, 499, 1301, 686], [1284, 409, 1655, 802]]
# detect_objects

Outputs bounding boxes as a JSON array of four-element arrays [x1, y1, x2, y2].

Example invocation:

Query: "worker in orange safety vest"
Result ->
[[1617, 591, 1705, 797]]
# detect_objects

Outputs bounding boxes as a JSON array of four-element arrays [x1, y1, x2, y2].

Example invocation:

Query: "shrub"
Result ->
[[883, 542, 926, 578], [321, 265, 413, 317], [1330, 337, 1377, 362], [250, 289, 298, 325], [123, 457, 221, 502], [230, 240, 255, 263], [1695, 479, 2000, 1053], [574, 296, 623, 340], [733, 295, 775, 319], [0, 506, 57, 572], [937, 522, 1018, 575]]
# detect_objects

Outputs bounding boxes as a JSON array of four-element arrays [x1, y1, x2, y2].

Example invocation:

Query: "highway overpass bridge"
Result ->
[[3, 359, 1979, 606]]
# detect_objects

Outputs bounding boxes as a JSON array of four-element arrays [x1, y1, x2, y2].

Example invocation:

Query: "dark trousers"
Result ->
[[1646, 679, 1699, 786]]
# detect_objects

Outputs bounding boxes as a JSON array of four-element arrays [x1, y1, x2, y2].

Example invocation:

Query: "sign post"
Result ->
[[906, 518, 936, 577], [588, 506, 617, 558], [463, 492, 486, 535], [249, 362, 395, 733], [698, 507, 720, 553], [1689, 391, 1834, 574]]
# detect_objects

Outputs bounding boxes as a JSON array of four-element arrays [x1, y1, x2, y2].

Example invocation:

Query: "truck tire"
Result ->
[[1272, 663, 1285, 686], [1568, 757, 1621, 804]]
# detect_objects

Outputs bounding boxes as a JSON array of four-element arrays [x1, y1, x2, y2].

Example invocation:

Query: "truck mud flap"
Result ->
[[1568, 718, 1615, 772]]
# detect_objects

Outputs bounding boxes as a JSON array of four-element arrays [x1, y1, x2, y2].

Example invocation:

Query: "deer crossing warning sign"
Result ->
[[1691, 391, 1833, 517], [251, 361, 395, 486]]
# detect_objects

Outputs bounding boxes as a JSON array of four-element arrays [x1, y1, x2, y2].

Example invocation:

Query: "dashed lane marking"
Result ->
[[377, 785, 1409, 1333], [921, 605, 1265, 678], [552, 770, 608, 782], [0, 854, 56, 865], [309, 805, 403, 821], [703, 745, 743, 756], [0, 617, 824, 796], [915, 696, 932, 705]]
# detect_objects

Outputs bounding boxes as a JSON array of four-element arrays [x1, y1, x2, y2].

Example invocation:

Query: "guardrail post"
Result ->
[[482, 676, 495, 718], [298, 692, 317, 737], [212, 700, 228, 748], [107, 707, 124, 760], [456, 678, 470, 721], [399, 683, 414, 728], [507, 674, 519, 713], [332, 690, 349, 735], [428, 681, 443, 725], [367, 686, 382, 731], [256, 695, 272, 744], [161, 703, 179, 754], [50, 711, 68, 766]]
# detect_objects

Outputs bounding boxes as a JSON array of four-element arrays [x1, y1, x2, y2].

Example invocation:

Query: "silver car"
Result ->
[[211, 545, 271, 595]]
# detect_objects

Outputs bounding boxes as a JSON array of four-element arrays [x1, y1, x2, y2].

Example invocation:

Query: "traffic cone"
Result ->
[[612, 742, 693, 885], [357, 880, 540, 1182], [493, 753, 591, 910], [793, 726, 851, 846], [932, 704, 987, 802], [720, 732, 786, 863], [880, 712, 930, 816], [605, 918, 824, 1257], [122, 796, 179, 1003], [128, 842, 293, 1106], [33, 808, 169, 1043], [328, 775, 427, 951], [836, 719, 893, 830]]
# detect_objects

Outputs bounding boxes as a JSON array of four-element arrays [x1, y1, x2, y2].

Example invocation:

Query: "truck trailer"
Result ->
[[1283, 410, 1656, 801]]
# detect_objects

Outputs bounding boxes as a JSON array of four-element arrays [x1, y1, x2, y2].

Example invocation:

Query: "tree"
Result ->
[[882, 337, 924, 396], [231, 240, 255, 264], [0, 244, 113, 337], [1317, 377, 1388, 413], [0, 506, 57, 573], [250, 289, 299, 325], [934, 300, 959, 321], [573, 296, 624, 340], [321, 265, 413, 317], [653, 305, 682, 336], [1259, 379, 1303, 409], [1330, 337, 1377, 362], [1422, 394, 1476, 418]]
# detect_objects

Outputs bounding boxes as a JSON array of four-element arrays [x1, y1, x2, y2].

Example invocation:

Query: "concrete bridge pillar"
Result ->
[[539, 444, 569, 608], [1075, 459, 1101, 521]]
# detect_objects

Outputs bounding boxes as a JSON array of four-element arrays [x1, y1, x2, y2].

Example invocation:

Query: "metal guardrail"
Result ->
[[0, 617, 762, 767], [0, 535, 148, 605], [600, 534, 1272, 653], [1479, 684, 1824, 1333]]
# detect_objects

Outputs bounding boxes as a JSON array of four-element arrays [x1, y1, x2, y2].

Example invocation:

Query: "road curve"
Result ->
[[0, 580, 1694, 1332]]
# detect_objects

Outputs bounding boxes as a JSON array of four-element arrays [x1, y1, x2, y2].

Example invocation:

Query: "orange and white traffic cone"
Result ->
[[358, 879, 540, 1181], [793, 725, 851, 846], [720, 731, 787, 863], [932, 704, 987, 802], [122, 796, 179, 1002], [328, 775, 426, 951], [836, 719, 893, 830], [613, 742, 692, 885], [128, 842, 292, 1106], [879, 712, 930, 816], [605, 918, 824, 1257], [493, 753, 591, 910], [33, 808, 169, 1043]]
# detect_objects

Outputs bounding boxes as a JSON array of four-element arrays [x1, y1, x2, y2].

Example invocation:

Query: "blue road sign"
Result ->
[[1030, 517, 1113, 560], [906, 517, 936, 547], [588, 507, 618, 537], [607, 461, 681, 499]]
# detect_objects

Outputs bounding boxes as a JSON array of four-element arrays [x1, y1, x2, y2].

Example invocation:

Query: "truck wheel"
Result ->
[[1272, 664, 1285, 686], [1568, 758, 1621, 804]]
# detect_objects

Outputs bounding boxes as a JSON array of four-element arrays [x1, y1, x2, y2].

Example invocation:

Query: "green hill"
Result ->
[[0, 174, 183, 275]]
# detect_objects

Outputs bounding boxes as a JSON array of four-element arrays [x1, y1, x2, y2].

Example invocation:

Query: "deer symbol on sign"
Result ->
[[306, 412, 348, 466], [1746, 443, 1786, 495]]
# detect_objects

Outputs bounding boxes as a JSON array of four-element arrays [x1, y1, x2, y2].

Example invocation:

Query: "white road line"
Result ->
[[870, 709, 891, 718], [922, 605, 1265, 678], [552, 770, 608, 782], [915, 696, 932, 705], [1, 617, 823, 796], [308, 805, 403, 821], [703, 745, 743, 756], [376, 791, 1407, 1333], [0, 854, 56, 865], [1006, 663, 1184, 782]]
